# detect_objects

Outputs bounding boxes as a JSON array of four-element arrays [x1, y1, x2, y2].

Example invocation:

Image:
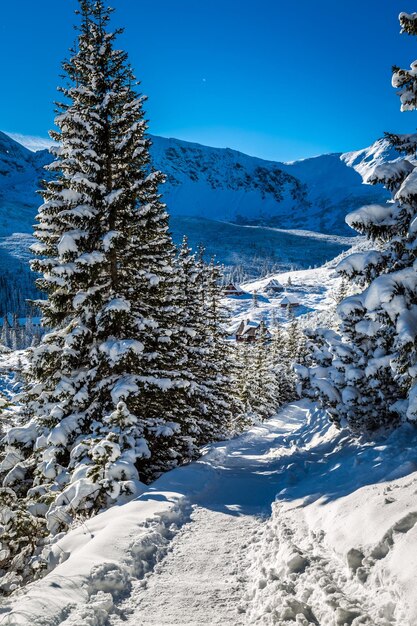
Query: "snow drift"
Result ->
[[2, 401, 417, 625]]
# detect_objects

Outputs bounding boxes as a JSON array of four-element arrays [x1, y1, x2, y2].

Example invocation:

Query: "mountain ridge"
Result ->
[[0, 130, 395, 313], [1, 130, 393, 236]]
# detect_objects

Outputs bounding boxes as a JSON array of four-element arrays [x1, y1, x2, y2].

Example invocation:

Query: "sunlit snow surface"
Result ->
[[1, 400, 416, 625], [0, 130, 397, 311], [0, 133, 415, 625], [222, 242, 362, 332]]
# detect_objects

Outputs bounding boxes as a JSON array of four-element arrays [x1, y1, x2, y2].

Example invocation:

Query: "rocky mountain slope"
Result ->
[[0, 131, 395, 313], [1, 131, 393, 237], [151, 135, 392, 235]]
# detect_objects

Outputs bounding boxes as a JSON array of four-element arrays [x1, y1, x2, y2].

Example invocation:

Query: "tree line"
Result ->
[[0, 1, 302, 592]]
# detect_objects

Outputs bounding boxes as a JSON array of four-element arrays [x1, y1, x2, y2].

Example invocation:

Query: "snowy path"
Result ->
[[109, 400, 410, 626], [245, 501, 409, 626], [110, 508, 259, 625], [109, 403, 304, 626], [2, 401, 414, 625]]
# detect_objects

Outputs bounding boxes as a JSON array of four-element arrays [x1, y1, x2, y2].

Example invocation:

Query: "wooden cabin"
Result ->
[[279, 293, 300, 307], [235, 319, 271, 342], [264, 278, 284, 295], [224, 282, 245, 297]]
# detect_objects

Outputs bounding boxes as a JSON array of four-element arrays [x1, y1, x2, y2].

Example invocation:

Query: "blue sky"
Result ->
[[1, 1, 417, 161]]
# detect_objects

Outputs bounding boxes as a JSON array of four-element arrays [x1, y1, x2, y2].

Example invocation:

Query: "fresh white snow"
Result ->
[[2, 399, 417, 625], [224, 257, 345, 331], [0, 403, 303, 625]]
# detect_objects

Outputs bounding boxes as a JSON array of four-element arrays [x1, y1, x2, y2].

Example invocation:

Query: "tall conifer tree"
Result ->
[[2, 0, 200, 529]]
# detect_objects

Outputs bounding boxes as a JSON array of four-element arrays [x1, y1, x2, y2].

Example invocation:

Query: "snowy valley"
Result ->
[[2, 2, 417, 626], [0, 129, 393, 314], [1, 241, 417, 625]]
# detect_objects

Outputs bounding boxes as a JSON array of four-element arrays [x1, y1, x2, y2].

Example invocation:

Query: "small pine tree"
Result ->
[[235, 322, 277, 419], [253, 322, 278, 416], [269, 314, 296, 404], [1, 314, 11, 348], [205, 260, 243, 431], [11, 314, 20, 351], [0, 489, 47, 593], [235, 342, 256, 417], [176, 241, 239, 442], [335, 278, 348, 304]]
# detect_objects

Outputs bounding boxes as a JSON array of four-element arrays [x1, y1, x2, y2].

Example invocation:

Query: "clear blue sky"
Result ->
[[1, 0, 417, 161]]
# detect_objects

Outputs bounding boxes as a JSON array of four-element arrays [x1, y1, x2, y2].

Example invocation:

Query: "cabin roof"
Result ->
[[224, 282, 244, 294], [236, 319, 258, 335], [265, 278, 283, 288], [280, 293, 300, 304], [236, 318, 271, 337]]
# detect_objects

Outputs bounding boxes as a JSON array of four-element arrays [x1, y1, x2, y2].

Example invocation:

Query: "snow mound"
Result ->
[[0, 494, 191, 625], [245, 405, 417, 625]]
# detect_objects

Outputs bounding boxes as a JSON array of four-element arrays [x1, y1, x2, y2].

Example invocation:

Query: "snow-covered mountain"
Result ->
[[0, 131, 394, 313], [1, 130, 393, 236], [148, 136, 391, 234], [0, 132, 50, 237]]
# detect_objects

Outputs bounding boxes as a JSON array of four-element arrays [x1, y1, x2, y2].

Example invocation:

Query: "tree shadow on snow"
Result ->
[[174, 403, 417, 517]]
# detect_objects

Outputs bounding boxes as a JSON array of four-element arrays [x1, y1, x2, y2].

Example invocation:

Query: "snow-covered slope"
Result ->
[[222, 241, 368, 332], [0, 133, 48, 237], [2, 400, 416, 625], [0, 129, 361, 312], [279, 149, 390, 235], [0, 131, 395, 312], [246, 404, 417, 626], [1, 130, 393, 237], [341, 137, 405, 181], [123, 135, 392, 234]]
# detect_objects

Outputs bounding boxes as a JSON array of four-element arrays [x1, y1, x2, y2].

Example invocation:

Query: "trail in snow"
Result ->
[[110, 508, 259, 626], [246, 502, 409, 626], [244, 405, 415, 626], [109, 404, 304, 626], [2, 401, 415, 625], [109, 401, 411, 626]]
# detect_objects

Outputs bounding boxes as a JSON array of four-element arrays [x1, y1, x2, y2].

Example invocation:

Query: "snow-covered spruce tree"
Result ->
[[285, 309, 307, 366], [299, 11, 417, 431], [254, 322, 280, 416], [235, 343, 259, 419], [235, 323, 277, 420], [0, 488, 47, 592], [269, 313, 296, 405], [1, 0, 206, 534], [176, 240, 239, 441], [234, 310, 303, 421], [203, 258, 245, 432], [0, 315, 11, 349]]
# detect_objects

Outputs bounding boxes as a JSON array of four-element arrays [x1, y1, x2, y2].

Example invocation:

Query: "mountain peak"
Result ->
[[2, 131, 54, 154], [0, 130, 33, 161], [341, 138, 401, 182]]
